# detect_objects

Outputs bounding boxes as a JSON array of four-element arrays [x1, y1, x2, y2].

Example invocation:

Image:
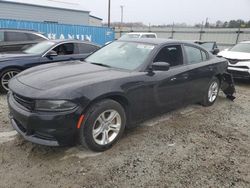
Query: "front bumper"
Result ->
[[228, 66, 250, 79], [8, 93, 81, 146]]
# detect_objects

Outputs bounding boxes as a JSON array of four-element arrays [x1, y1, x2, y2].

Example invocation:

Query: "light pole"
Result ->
[[120, 5, 124, 28], [108, 0, 111, 27]]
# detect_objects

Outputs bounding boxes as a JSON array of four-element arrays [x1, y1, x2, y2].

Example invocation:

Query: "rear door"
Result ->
[[183, 44, 216, 102]]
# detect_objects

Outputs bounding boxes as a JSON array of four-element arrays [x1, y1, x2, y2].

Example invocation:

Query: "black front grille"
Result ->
[[13, 93, 35, 110], [227, 59, 238, 64]]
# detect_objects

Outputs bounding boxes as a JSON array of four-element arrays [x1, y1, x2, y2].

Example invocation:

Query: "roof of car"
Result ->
[[42, 39, 100, 47], [126, 32, 157, 35], [240, 41, 250, 44], [119, 38, 197, 45]]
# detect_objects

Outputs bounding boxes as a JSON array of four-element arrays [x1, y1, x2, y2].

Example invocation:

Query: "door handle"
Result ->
[[182, 73, 189, 80], [208, 66, 214, 71]]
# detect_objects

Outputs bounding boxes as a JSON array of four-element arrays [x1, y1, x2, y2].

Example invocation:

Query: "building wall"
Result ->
[[0, 1, 90, 25], [89, 17, 102, 27]]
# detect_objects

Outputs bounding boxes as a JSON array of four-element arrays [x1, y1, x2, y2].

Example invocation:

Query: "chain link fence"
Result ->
[[115, 27, 250, 49]]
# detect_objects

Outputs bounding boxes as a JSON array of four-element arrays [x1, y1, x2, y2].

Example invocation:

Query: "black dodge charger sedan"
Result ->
[[0, 39, 100, 92], [8, 39, 235, 151]]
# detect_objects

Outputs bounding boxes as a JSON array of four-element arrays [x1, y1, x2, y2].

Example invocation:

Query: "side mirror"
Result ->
[[211, 48, 220, 55], [46, 50, 58, 58], [151, 62, 170, 71]]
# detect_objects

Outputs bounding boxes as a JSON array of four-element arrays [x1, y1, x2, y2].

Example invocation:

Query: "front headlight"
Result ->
[[35, 100, 77, 112]]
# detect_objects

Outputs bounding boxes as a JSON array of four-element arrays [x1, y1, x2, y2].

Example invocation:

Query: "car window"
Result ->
[[0, 31, 4, 42], [27, 33, 45, 41], [200, 42, 214, 51], [201, 50, 208, 61], [78, 43, 99, 54], [141, 34, 156, 38], [5, 31, 29, 42], [153, 45, 183, 67], [86, 41, 155, 70], [184, 45, 204, 64], [229, 43, 250, 53], [52, 43, 78, 55]]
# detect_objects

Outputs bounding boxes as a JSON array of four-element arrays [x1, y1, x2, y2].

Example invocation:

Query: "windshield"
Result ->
[[230, 43, 250, 53], [85, 41, 155, 70], [200, 42, 214, 51], [120, 34, 141, 40], [24, 41, 55, 54]]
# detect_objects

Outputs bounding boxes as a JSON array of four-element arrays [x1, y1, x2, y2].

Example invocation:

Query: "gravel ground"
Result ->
[[0, 81, 250, 188]]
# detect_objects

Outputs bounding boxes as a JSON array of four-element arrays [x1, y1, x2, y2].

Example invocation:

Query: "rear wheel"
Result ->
[[0, 69, 21, 93], [79, 99, 126, 152], [201, 77, 220, 107]]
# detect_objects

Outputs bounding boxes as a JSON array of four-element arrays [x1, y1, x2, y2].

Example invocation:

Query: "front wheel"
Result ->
[[201, 77, 220, 107], [0, 69, 21, 93], [79, 99, 126, 152]]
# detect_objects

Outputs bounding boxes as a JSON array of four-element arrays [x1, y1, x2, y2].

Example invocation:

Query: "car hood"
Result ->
[[0, 53, 37, 62], [15, 61, 129, 91], [218, 50, 250, 60]]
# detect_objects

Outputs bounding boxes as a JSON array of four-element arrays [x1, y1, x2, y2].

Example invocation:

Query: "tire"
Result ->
[[201, 77, 220, 107], [0, 68, 21, 93], [79, 99, 126, 152]]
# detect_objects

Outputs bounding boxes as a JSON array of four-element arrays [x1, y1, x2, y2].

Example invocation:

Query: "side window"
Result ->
[[141, 34, 156, 38], [52, 43, 78, 55], [5, 32, 29, 41], [78, 43, 99, 54], [0, 31, 4, 42], [184, 45, 203, 64], [153, 45, 183, 67]]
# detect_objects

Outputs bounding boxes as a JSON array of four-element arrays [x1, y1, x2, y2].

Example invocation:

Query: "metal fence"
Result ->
[[0, 19, 115, 45], [115, 27, 250, 49]]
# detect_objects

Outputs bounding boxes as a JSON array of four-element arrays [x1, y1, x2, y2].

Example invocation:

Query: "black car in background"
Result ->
[[0, 40, 100, 92], [194, 41, 220, 55], [0, 29, 48, 53], [8, 39, 235, 151]]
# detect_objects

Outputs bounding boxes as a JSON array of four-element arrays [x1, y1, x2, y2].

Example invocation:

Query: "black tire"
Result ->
[[79, 99, 126, 152], [0, 68, 21, 93], [201, 77, 220, 107]]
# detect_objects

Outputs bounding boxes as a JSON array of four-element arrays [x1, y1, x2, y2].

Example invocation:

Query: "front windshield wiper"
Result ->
[[90, 62, 112, 68]]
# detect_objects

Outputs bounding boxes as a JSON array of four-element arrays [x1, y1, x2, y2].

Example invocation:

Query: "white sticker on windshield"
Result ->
[[137, 44, 155, 50]]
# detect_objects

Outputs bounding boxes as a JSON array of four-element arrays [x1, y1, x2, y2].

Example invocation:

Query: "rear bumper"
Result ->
[[8, 93, 81, 146], [228, 67, 250, 79]]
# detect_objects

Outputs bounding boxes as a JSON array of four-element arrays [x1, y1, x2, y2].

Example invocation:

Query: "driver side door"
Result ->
[[39, 43, 79, 65]]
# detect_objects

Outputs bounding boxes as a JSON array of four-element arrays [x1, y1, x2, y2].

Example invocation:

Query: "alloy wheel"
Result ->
[[1, 70, 19, 91], [208, 81, 219, 103], [92, 110, 122, 145]]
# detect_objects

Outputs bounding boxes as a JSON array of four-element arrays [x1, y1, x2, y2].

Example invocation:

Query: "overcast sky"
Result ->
[[6, 0, 250, 25], [84, 0, 250, 25]]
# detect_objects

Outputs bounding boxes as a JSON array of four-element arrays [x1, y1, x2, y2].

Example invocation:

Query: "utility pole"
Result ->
[[120, 5, 124, 28], [108, 0, 111, 27]]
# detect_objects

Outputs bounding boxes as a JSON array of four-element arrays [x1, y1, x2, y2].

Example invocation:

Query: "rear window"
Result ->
[[5, 31, 29, 41], [78, 43, 99, 54], [27, 33, 45, 41]]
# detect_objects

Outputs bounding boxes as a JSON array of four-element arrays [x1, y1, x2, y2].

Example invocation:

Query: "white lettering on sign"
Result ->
[[47, 33, 92, 42]]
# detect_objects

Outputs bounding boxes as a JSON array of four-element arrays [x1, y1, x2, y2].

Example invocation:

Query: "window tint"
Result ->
[[0, 31, 4, 42], [5, 31, 29, 41], [52, 43, 78, 55], [141, 34, 156, 38], [154, 45, 183, 67], [184, 45, 203, 64], [78, 43, 99, 54], [27, 33, 44, 41]]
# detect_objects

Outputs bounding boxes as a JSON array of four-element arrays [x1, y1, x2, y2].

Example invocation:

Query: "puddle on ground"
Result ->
[[61, 147, 102, 160], [0, 131, 17, 144]]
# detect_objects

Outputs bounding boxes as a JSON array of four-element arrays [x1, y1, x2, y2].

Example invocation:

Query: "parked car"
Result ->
[[0, 40, 100, 92], [119, 32, 157, 40], [0, 29, 48, 53], [218, 41, 250, 80], [8, 39, 235, 151], [194, 41, 220, 55]]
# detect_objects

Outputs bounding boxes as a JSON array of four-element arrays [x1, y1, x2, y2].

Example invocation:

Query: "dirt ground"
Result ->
[[0, 81, 250, 188]]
